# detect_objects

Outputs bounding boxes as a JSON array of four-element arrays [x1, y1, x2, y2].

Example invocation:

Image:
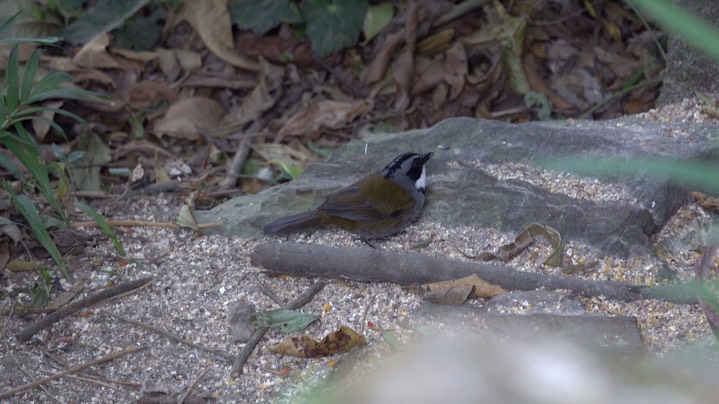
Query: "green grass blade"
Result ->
[[28, 88, 106, 104], [14, 115, 67, 137], [32, 71, 73, 96], [76, 202, 126, 257], [16, 106, 89, 126], [21, 49, 42, 103], [10, 193, 70, 279], [5, 45, 20, 112], [543, 156, 719, 193], [3, 125, 68, 223], [628, 0, 719, 62], [0, 92, 6, 125], [0, 11, 21, 37], [0, 37, 62, 46]]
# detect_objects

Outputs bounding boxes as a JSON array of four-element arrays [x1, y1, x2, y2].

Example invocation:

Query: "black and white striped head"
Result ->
[[381, 152, 433, 192]]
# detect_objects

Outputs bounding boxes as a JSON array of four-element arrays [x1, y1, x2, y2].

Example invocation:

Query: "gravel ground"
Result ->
[[1, 99, 719, 402]]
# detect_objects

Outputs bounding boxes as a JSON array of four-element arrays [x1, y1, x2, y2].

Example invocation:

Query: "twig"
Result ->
[[178, 365, 213, 404], [16, 277, 155, 341], [41, 347, 141, 388], [231, 280, 326, 375], [0, 346, 147, 399], [252, 273, 285, 306], [101, 310, 233, 361], [71, 219, 218, 230]]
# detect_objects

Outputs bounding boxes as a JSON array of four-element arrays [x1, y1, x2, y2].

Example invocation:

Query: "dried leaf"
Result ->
[[219, 58, 284, 132], [69, 131, 112, 192], [72, 33, 121, 69], [690, 191, 719, 213], [473, 223, 563, 267], [183, 0, 259, 71], [153, 96, 227, 140], [393, 2, 417, 111], [421, 274, 506, 305], [32, 101, 64, 142], [277, 99, 374, 139], [268, 325, 367, 358], [175, 204, 199, 231]]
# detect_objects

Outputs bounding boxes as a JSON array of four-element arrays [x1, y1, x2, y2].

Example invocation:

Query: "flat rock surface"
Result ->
[[200, 116, 717, 257]]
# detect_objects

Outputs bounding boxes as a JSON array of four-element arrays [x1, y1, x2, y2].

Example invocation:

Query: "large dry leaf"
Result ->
[[183, 0, 259, 71], [277, 99, 374, 140], [268, 325, 367, 358], [420, 274, 506, 305], [72, 33, 121, 69], [32, 101, 64, 142], [153, 96, 228, 140]]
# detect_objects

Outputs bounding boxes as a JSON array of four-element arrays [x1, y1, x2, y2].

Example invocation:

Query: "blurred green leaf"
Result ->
[[361, 2, 392, 45], [60, 0, 150, 44], [252, 308, 319, 333], [302, 0, 368, 58], [543, 157, 719, 193], [10, 193, 69, 279], [628, 0, 719, 62], [230, 0, 301, 35], [112, 7, 164, 50]]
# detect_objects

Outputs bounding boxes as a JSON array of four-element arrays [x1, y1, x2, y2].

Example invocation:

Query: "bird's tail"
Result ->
[[263, 211, 322, 235]]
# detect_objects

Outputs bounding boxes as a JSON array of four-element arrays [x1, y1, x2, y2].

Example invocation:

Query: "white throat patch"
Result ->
[[415, 166, 427, 190]]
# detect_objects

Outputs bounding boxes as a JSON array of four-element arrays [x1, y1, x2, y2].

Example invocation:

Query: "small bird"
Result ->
[[264, 152, 433, 239]]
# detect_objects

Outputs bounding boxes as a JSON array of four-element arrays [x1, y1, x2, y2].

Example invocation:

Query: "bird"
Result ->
[[263, 152, 433, 239]]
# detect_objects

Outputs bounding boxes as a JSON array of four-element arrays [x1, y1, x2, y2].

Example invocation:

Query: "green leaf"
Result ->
[[112, 7, 164, 51], [230, 0, 302, 35], [60, 0, 150, 44], [361, 2, 393, 45], [6, 45, 20, 111], [252, 308, 319, 333], [76, 202, 126, 257], [274, 160, 304, 180], [20, 49, 42, 103], [2, 125, 68, 223], [301, 0, 368, 58], [10, 193, 70, 279], [0, 11, 22, 38]]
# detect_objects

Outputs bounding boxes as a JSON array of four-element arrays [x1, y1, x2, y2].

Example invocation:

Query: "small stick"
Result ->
[[231, 280, 326, 375], [0, 346, 147, 399], [178, 365, 213, 404], [101, 310, 233, 361], [71, 219, 218, 230], [252, 273, 285, 306], [16, 277, 155, 341]]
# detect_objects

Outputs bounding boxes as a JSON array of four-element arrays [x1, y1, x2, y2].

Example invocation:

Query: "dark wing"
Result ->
[[319, 178, 415, 221]]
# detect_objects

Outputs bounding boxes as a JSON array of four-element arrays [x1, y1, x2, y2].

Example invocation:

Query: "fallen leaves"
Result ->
[[268, 325, 367, 358]]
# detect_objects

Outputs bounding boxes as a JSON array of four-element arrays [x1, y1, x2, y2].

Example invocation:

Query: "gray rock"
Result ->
[[197, 117, 719, 257]]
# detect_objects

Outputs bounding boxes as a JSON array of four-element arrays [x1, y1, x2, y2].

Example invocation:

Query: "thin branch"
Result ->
[[251, 243, 700, 304], [0, 346, 147, 399], [101, 310, 233, 361], [16, 277, 155, 341], [178, 365, 213, 404]]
